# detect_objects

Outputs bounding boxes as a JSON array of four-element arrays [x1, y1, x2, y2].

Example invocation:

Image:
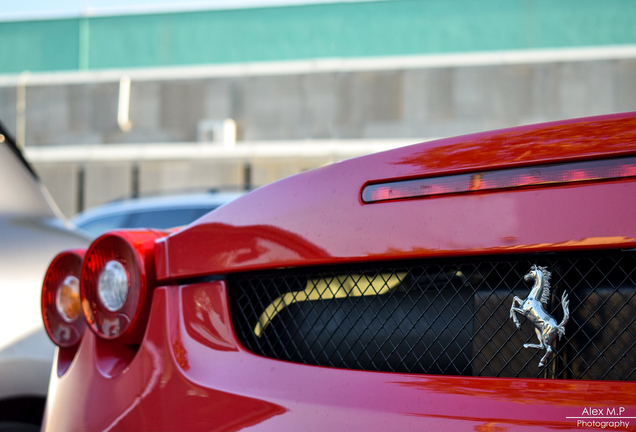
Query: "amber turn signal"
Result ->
[[41, 249, 87, 348]]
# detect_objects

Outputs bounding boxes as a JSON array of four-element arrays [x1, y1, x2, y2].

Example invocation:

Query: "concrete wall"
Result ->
[[2, 59, 636, 147]]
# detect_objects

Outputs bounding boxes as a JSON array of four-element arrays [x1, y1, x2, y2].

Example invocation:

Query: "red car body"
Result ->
[[43, 112, 636, 431]]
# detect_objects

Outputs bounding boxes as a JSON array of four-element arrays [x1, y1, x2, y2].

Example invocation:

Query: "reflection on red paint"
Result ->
[[473, 421, 508, 432], [182, 284, 237, 352], [395, 115, 636, 173], [169, 222, 330, 277], [57, 345, 79, 377], [94, 338, 138, 378], [395, 375, 636, 406], [172, 334, 190, 371]]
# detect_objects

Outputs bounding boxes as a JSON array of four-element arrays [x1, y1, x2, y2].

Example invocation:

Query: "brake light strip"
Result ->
[[362, 156, 636, 203]]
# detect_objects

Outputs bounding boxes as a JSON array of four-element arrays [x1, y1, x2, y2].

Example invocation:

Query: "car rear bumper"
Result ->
[[43, 281, 636, 432]]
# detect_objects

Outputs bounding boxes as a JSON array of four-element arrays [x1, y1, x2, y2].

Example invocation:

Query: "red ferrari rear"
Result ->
[[42, 113, 636, 431]]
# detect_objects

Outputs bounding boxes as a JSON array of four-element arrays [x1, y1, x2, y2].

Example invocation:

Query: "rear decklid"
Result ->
[[159, 112, 636, 280]]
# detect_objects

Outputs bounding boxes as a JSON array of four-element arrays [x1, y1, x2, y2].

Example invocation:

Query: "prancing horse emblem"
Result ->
[[509, 265, 569, 367]]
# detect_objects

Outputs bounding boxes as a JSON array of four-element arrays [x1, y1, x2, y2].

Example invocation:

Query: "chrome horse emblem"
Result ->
[[509, 265, 569, 367]]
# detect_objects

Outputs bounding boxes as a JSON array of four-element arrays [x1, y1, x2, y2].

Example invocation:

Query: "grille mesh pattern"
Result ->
[[229, 252, 636, 380]]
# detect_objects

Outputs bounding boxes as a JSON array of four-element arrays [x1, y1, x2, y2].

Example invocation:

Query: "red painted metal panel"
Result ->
[[164, 113, 636, 279], [154, 236, 170, 282], [167, 179, 636, 278], [43, 282, 636, 431]]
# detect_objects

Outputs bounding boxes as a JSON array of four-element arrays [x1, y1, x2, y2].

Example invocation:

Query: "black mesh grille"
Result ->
[[228, 251, 636, 380]]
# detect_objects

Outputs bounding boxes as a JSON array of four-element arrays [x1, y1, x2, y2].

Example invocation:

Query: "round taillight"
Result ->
[[80, 230, 163, 344], [98, 260, 129, 312], [41, 250, 87, 347]]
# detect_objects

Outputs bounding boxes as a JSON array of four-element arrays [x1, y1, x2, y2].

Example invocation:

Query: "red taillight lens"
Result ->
[[81, 230, 164, 344], [362, 156, 636, 203], [41, 249, 87, 348]]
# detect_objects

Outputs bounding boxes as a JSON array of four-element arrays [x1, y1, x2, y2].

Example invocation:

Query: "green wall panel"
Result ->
[[0, 19, 80, 73], [1, 0, 636, 74]]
